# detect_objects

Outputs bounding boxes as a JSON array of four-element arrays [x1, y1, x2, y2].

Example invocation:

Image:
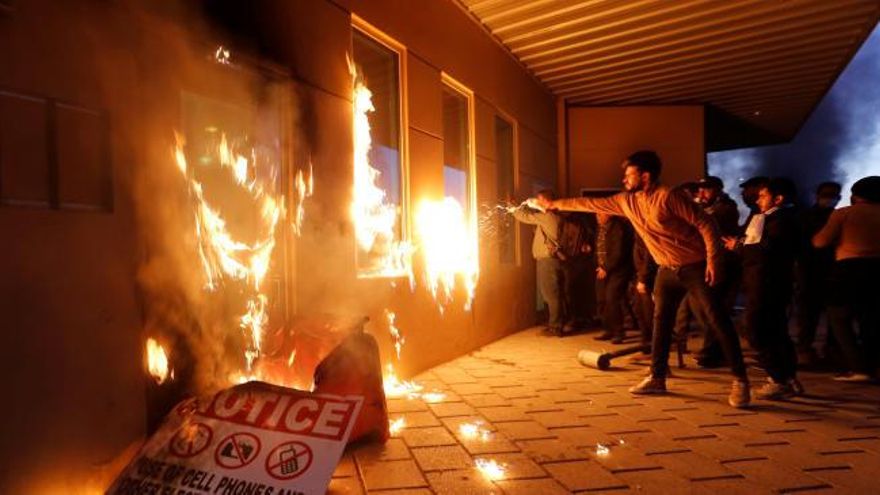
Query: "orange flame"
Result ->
[[475, 458, 506, 480], [145, 338, 171, 385]]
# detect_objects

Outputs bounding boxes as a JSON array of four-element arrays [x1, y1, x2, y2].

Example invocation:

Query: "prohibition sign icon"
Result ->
[[169, 422, 213, 458], [214, 432, 261, 469], [265, 441, 313, 481]]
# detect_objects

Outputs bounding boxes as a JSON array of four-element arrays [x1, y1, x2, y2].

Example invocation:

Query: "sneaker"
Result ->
[[832, 372, 873, 383], [788, 378, 805, 395], [754, 379, 796, 401], [629, 375, 667, 395], [729, 379, 750, 408]]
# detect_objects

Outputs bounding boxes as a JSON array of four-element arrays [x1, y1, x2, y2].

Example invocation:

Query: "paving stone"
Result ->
[[529, 410, 587, 428], [333, 453, 357, 477], [354, 438, 412, 463], [476, 406, 529, 422], [328, 476, 364, 494], [429, 401, 478, 418], [494, 421, 555, 441], [450, 382, 495, 395], [477, 452, 547, 479], [493, 478, 569, 495], [587, 444, 663, 474], [360, 459, 428, 491], [411, 445, 473, 471], [613, 468, 697, 494], [547, 425, 619, 448], [724, 458, 832, 493], [400, 426, 458, 448], [647, 451, 735, 481], [387, 398, 429, 413], [464, 394, 511, 408], [424, 468, 500, 495], [397, 411, 442, 428], [495, 386, 539, 399], [543, 460, 629, 492], [515, 438, 590, 463]]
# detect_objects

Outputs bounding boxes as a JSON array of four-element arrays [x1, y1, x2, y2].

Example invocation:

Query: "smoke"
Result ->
[[710, 24, 880, 207]]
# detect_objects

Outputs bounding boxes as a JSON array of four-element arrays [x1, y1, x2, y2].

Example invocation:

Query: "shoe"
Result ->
[[563, 323, 579, 334], [832, 372, 873, 383], [789, 378, 805, 395], [754, 379, 796, 401], [595, 332, 613, 341], [629, 375, 667, 395], [612, 336, 625, 345], [729, 379, 750, 408], [542, 326, 562, 337]]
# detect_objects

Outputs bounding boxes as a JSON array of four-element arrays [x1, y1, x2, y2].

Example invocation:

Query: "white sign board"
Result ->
[[107, 381, 363, 495]]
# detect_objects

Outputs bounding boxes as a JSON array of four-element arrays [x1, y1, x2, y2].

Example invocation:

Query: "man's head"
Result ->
[[756, 178, 794, 213], [739, 176, 769, 209], [851, 176, 880, 204], [696, 176, 724, 205], [622, 150, 662, 192], [534, 189, 556, 210], [815, 181, 842, 208]]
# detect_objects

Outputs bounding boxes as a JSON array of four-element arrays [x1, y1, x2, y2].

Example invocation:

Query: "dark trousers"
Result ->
[[794, 262, 831, 352], [537, 257, 564, 328], [596, 270, 631, 338], [827, 258, 880, 374], [651, 263, 747, 379], [696, 258, 742, 360], [635, 284, 655, 346], [563, 256, 593, 325], [743, 269, 797, 382]]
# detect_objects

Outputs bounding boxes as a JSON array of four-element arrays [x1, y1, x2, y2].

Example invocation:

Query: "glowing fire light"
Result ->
[[596, 443, 611, 457], [415, 197, 479, 311], [475, 458, 506, 480], [145, 338, 172, 385], [389, 417, 406, 435], [383, 364, 423, 398], [173, 132, 285, 378], [292, 164, 314, 235], [349, 56, 413, 279], [214, 45, 231, 65], [459, 421, 493, 441], [386, 309, 405, 360], [421, 392, 446, 403]]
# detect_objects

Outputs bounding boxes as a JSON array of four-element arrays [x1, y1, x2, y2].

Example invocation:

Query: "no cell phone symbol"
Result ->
[[214, 432, 261, 469], [169, 422, 213, 458], [266, 441, 313, 480]]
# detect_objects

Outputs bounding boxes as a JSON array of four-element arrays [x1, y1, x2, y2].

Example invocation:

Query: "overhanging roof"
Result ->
[[458, 0, 880, 150]]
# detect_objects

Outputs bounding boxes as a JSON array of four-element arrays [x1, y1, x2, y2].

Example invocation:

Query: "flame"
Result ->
[[173, 132, 285, 379], [145, 338, 171, 385], [292, 163, 314, 235], [383, 364, 423, 399], [389, 417, 406, 435], [421, 392, 446, 403], [349, 56, 413, 279], [459, 421, 492, 441], [386, 309, 405, 360], [415, 198, 479, 311], [214, 45, 231, 65], [475, 458, 506, 480]]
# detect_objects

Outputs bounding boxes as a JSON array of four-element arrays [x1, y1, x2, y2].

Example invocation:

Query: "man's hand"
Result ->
[[636, 281, 647, 294], [705, 263, 718, 287], [525, 197, 546, 212], [722, 236, 739, 251], [596, 267, 607, 280]]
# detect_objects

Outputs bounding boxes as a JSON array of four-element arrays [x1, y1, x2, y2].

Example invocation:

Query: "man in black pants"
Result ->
[[724, 178, 802, 399], [633, 235, 657, 349], [595, 212, 634, 343], [541, 150, 750, 408]]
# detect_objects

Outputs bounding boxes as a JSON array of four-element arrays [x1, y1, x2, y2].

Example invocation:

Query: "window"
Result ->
[[351, 18, 409, 278], [495, 115, 517, 264], [441, 76, 475, 222]]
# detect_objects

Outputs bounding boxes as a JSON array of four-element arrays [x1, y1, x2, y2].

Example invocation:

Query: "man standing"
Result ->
[[513, 189, 564, 336], [724, 178, 802, 399], [534, 151, 750, 407], [594, 213, 634, 344], [633, 235, 658, 350], [795, 182, 841, 365]]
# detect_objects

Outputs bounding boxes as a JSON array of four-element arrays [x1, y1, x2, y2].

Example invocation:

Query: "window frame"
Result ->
[[494, 109, 521, 266], [351, 15, 412, 278], [440, 72, 479, 265]]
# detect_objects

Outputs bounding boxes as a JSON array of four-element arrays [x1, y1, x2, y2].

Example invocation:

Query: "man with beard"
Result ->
[[531, 150, 750, 408]]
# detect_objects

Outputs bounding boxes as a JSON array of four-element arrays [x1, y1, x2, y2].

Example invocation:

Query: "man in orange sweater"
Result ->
[[532, 151, 750, 408]]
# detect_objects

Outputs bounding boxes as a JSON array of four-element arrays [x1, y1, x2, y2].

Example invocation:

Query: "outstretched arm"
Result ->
[[550, 193, 626, 216]]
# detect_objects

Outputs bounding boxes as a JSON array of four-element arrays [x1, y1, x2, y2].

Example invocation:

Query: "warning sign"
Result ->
[[266, 441, 313, 481], [106, 381, 362, 495], [168, 422, 213, 458]]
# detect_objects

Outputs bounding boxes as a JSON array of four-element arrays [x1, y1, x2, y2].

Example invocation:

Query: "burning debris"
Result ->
[[458, 421, 493, 441], [146, 338, 173, 385]]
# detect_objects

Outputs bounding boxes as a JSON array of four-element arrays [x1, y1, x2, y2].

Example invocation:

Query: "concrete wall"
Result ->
[[566, 106, 705, 194], [0, 0, 558, 491]]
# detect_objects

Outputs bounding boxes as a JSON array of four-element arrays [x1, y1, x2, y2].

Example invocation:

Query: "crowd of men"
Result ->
[[513, 150, 880, 408]]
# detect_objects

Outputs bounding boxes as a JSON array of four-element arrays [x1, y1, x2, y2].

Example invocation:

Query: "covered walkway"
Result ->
[[333, 328, 880, 494]]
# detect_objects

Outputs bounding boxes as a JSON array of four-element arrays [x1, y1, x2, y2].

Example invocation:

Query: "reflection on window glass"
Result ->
[[352, 29, 406, 277], [495, 116, 516, 264], [442, 87, 469, 210]]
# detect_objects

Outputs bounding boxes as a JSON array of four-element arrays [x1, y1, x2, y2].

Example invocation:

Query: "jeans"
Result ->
[[563, 255, 593, 325], [596, 270, 631, 338], [537, 257, 564, 328], [826, 258, 880, 374], [651, 262, 747, 379], [635, 284, 655, 346], [742, 267, 797, 382]]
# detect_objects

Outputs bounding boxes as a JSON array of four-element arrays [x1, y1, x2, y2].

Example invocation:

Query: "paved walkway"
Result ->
[[330, 327, 880, 494]]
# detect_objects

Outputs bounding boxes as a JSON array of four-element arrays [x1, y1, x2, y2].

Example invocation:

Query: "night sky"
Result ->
[[709, 23, 880, 211]]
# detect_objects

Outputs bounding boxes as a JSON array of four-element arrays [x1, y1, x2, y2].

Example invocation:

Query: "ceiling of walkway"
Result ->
[[458, 0, 880, 148]]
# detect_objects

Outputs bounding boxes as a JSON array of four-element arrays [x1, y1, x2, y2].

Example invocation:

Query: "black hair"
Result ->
[[624, 150, 662, 181], [765, 177, 797, 203], [851, 176, 880, 203], [816, 181, 842, 196]]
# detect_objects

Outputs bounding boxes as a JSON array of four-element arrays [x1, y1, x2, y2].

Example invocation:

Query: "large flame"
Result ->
[[415, 197, 479, 311], [350, 57, 413, 279], [173, 132, 294, 381], [145, 338, 171, 385]]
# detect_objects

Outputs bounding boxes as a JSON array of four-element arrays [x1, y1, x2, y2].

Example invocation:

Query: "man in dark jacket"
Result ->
[[795, 181, 841, 365], [724, 178, 802, 399], [595, 212, 634, 343]]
